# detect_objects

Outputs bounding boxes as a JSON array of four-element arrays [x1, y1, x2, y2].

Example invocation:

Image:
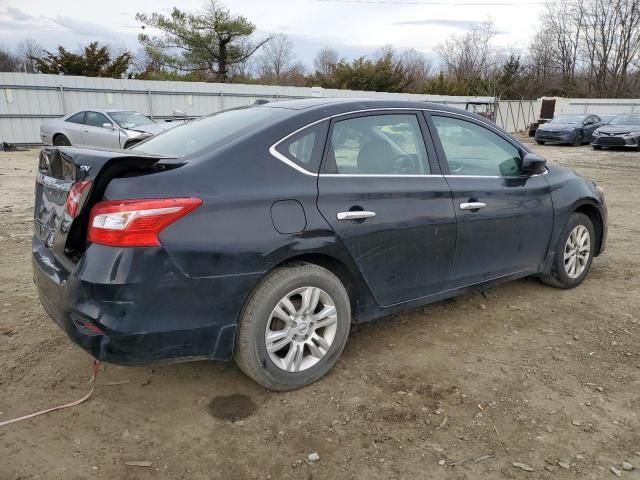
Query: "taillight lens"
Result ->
[[87, 198, 202, 247], [65, 180, 92, 218]]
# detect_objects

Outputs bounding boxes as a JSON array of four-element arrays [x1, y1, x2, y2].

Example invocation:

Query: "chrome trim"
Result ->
[[320, 173, 442, 178], [444, 168, 549, 179], [268, 106, 528, 177], [460, 202, 487, 210], [35, 172, 72, 192], [337, 210, 376, 221]]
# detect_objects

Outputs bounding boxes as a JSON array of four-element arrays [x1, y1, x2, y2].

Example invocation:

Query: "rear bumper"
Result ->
[[33, 237, 262, 364]]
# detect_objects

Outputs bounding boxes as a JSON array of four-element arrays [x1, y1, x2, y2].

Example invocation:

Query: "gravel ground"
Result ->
[[0, 137, 639, 480]]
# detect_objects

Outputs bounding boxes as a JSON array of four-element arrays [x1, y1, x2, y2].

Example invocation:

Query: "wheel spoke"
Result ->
[[312, 333, 331, 353], [266, 330, 291, 353], [314, 313, 337, 329], [284, 343, 304, 372], [307, 340, 324, 358], [272, 304, 292, 322], [301, 287, 321, 314]]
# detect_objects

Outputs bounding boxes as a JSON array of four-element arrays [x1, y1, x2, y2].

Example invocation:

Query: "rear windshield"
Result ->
[[549, 114, 586, 124], [131, 107, 282, 157], [610, 114, 640, 125]]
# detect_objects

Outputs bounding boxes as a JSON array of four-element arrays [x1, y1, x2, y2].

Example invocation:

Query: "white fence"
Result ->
[[0, 72, 496, 144], [4, 73, 638, 144]]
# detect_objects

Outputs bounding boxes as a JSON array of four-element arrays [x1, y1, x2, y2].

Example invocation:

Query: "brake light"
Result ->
[[87, 198, 202, 247], [64, 180, 92, 218]]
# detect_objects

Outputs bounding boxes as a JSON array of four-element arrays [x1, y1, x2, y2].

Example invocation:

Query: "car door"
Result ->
[[426, 112, 554, 288], [82, 111, 121, 149], [317, 111, 457, 306], [63, 111, 87, 145]]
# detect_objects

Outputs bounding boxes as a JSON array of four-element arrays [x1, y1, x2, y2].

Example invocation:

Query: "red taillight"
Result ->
[[87, 198, 202, 247], [65, 180, 92, 218]]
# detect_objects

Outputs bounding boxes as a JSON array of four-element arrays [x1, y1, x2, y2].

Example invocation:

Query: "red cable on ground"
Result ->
[[0, 359, 100, 428]]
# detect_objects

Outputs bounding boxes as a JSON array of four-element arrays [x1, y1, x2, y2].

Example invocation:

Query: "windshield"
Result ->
[[610, 114, 640, 126], [131, 107, 282, 157], [110, 111, 156, 129], [549, 114, 586, 124]]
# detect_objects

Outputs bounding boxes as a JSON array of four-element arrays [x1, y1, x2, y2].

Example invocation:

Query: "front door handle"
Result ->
[[460, 202, 487, 210], [337, 211, 376, 221]]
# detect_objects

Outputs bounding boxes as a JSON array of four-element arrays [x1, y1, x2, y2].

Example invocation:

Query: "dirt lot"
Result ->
[[1, 138, 639, 480]]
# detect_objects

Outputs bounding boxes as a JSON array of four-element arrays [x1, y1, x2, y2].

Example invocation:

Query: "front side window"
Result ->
[[66, 112, 85, 124], [432, 115, 522, 177], [85, 112, 111, 128], [325, 114, 429, 175]]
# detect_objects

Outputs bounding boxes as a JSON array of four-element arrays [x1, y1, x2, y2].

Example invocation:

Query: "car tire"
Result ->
[[592, 145, 602, 150], [234, 263, 351, 391], [540, 213, 596, 289], [53, 135, 71, 147], [572, 131, 583, 146], [535, 140, 545, 145]]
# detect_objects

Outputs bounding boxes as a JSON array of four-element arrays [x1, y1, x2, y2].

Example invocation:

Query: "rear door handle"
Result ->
[[460, 202, 487, 210], [337, 211, 376, 221]]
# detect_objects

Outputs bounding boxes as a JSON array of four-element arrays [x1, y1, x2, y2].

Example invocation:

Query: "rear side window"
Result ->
[[324, 114, 429, 175], [274, 121, 328, 173], [66, 112, 85, 124]]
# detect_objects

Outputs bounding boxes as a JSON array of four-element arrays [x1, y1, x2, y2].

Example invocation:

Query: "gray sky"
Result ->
[[0, 0, 544, 66]]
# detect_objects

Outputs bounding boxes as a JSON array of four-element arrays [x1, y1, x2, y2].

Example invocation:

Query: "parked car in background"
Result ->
[[40, 109, 177, 149], [591, 114, 640, 150], [33, 99, 607, 390], [535, 114, 601, 146]]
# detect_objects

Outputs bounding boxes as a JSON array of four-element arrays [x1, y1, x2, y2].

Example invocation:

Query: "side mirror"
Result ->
[[521, 152, 546, 174], [102, 122, 115, 129]]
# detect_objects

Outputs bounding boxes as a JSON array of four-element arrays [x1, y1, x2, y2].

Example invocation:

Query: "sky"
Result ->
[[0, 0, 545, 67]]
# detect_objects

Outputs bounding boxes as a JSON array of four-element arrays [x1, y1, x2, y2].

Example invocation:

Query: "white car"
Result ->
[[40, 109, 179, 149]]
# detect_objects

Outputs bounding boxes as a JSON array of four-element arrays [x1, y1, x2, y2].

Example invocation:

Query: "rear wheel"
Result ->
[[540, 213, 595, 289], [234, 263, 351, 391], [535, 140, 545, 145], [592, 145, 602, 150], [572, 131, 583, 146], [53, 135, 71, 147]]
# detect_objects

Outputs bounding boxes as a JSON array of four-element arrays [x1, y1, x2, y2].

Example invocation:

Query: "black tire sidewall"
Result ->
[[552, 213, 595, 288], [236, 265, 351, 390], [54, 135, 70, 146]]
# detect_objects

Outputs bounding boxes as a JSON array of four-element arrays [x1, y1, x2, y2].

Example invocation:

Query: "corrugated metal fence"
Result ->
[[1, 72, 497, 144]]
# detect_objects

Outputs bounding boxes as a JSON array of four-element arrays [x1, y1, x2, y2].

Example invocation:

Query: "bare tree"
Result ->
[[0, 45, 21, 72], [436, 20, 500, 83], [258, 33, 296, 84], [401, 48, 433, 92], [16, 38, 43, 73], [313, 46, 339, 75]]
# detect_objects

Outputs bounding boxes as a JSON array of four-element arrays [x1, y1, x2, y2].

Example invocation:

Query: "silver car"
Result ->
[[40, 109, 177, 149]]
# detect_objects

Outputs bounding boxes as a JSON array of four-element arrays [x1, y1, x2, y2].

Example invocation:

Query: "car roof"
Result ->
[[259, 97, 467, 113], [69, 108, 135, 115]]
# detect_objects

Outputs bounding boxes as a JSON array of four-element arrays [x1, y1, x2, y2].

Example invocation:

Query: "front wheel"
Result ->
[[540, 213, 595, 289], [535, 139, 545, 145], [234, 263, 351, 391], [572, 131, 583, 146], [53, 135, 71, 147], [592, 145, 602, 150]]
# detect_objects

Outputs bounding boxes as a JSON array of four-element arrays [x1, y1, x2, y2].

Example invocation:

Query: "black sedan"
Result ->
[[33, 99, 607, 390], [535, 114, 601, 146], [591, 113, 640, 150]]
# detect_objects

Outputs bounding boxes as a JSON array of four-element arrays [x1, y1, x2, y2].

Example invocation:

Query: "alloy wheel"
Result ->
[[564, 225, 591, 278], [264, 287, 338, 372]]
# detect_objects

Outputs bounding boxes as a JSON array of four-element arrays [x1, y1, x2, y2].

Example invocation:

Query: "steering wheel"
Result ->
[[392, 153, 416, 174]]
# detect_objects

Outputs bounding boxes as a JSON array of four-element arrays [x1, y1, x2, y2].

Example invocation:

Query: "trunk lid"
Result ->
[[34, 147, 180, 266]]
